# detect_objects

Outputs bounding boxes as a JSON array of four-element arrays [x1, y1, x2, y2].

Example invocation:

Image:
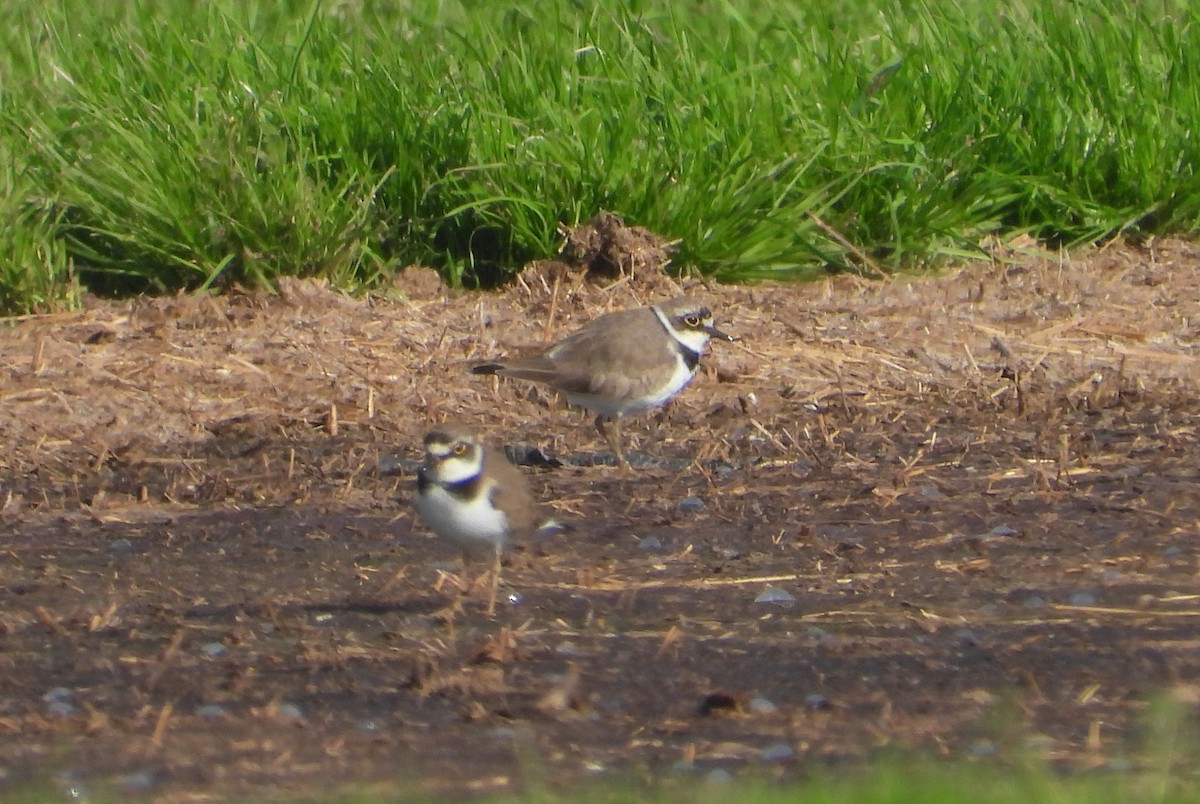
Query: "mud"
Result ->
[[1, 236, 1199, 798]]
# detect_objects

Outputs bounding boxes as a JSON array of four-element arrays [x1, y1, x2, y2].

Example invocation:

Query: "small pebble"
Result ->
[[583, 761, 606, 774], [487, 726, 519, 740], [748, 696, 777, 714], [1024, 734, 1055, 750], [276, 702, 303, 721], [54, 771, 88, 801], [1163, 547, 1182, 558], [970, 740, 998, 757], [804, 693, 830, 710], [987, 524, 1018, 537], [200, 642, 227, 657], [1023, 595, 1046, 609], [705, 768, 733, 784], [555, 641, 586, 657], [504, 444, 562, 468], [43, 687, 74, 704], [917, 484, 942, 498], [1069, 591, 1098, 606], [760, 742, 795, 762], [187, 602, 220, 618], [116, 770, 156, 793], [715, 547, 743, 560], [815, 526, 854, 541], [377, 454, 407, 475], [46, 701, 78, 717], [755, 586, 795, 605], [953, 628, 980, 646], [312, 612, 335, 625], [677, 496, 706, 514], [260, 622, 277, 635], [107, 538, 134, 553], [637, 536, 664, 551], [805, 626, 839, 646], [195, 704, 227, 719]]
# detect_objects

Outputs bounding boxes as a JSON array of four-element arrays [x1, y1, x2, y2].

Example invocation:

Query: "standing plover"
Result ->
[[414, 426, 540, 615], [470, 296, 733, 464]]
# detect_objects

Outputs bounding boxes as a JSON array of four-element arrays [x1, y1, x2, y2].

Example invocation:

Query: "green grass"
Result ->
[[540, 760, 1199, 804], [4, 699, 1200, 802], [1, 0, 1199, 313], [6, 756, 1200, 804]]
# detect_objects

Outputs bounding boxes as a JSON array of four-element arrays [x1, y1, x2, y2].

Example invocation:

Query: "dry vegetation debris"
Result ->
[[1, 230, 1199, 797]]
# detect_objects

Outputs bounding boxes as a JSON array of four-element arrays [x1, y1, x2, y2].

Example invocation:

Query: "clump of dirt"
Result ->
[[0, 237, 1199, 799], [558, 210, 679, 281], [389, 265, 448, 301]]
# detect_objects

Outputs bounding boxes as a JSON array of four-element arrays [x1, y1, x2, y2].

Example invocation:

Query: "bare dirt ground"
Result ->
[[1, 233, 1199, 800]]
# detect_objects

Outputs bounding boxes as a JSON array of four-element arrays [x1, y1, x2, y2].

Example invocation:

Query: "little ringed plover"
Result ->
[[414, 425, 540, 615], [470, 295, 733, 464]]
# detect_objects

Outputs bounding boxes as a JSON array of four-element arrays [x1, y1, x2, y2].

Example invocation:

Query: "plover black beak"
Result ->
[[705, 324, 736, 342]]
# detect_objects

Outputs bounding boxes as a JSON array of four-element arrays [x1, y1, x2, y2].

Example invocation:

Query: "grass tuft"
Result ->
[[2, 0, 1199, 312]]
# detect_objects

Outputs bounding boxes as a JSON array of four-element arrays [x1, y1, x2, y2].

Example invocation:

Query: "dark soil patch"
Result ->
[[1, 237, 1199, 799]]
